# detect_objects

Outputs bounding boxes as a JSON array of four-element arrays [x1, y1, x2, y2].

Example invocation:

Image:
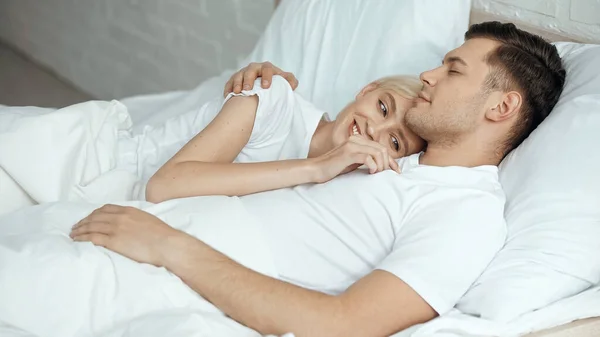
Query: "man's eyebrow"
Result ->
[[384, 92, 397, 114], [443, 56, 468, 67]]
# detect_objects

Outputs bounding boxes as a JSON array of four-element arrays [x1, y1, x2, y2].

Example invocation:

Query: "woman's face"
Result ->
[[331, 85, 426, 159]]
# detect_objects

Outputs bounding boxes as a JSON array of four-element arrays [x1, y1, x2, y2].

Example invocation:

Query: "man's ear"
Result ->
[[357, 82, 379, 99], [486, 90, 522, 122]]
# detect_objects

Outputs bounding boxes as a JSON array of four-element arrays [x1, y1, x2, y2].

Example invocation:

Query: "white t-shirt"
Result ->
[[240, 153, 507, 314], [117, 75, 325, 184]]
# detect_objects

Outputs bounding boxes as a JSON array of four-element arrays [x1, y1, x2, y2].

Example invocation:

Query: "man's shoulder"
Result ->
[[415, 176, 505, 219], [401, 168, 507, 236], [399, 158, 505, 204]]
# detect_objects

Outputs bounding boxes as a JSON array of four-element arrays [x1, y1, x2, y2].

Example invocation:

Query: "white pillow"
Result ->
[[241, 0, 471, 118], [122, 0, 470, 131], [0, 101, 138, 213], [0, 167, 35, 217], [457, 42, 600, 322], [0, 106, 53, 216]]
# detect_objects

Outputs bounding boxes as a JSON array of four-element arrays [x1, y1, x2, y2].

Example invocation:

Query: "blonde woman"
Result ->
[[144, 70, 426, 203]]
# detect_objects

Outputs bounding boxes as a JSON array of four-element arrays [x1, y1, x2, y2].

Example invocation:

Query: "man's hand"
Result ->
[[312, 136, 401, 183], [70, 204, 184, 267], [223, 61, 299, 96]]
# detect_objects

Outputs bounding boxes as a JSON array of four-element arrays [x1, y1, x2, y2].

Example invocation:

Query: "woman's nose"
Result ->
[[366, 122, 379, 141]]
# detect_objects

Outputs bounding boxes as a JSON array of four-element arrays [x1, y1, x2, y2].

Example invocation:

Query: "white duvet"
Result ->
[[0, 100, 141, 214], [0, 100, 282, 337], [1, 100, 599, 337], [0, 196, 280, 337]]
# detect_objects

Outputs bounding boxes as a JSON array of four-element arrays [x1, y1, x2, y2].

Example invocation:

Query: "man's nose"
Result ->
[[420, 68, 438, 87]]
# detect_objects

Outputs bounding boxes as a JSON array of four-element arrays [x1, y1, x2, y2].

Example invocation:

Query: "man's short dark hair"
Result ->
[[465, 21, 566, 155]]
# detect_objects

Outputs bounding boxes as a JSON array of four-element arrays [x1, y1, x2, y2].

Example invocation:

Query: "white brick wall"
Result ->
[[0, 0, 274, 99], [473, 0, 600, 43]]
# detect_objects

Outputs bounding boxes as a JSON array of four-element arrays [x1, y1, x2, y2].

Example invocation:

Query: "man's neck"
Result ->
[[419, 139, 502, 167], [308, 118, 335, 158]]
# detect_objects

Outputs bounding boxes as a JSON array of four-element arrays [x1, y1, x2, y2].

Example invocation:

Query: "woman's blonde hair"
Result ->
[[371, 75, 422, 100]]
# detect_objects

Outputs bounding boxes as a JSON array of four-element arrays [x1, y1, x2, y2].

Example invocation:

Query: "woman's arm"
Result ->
[[147, 158, 319, 202], [145, 95, 320, 202], [147, 73, 397, 203]]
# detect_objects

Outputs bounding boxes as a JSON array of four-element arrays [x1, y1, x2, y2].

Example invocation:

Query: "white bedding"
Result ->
[[0, 100, 283, 336], [0, 98, 207, 215], [115, 65, 600, 337], [120, 70, 235, 135], [1, 0, 597, 332], [396, 286, 600, 337], [0, 100, 138, 208], [0, 93, 598, 337], [0, 196, 280, 337]]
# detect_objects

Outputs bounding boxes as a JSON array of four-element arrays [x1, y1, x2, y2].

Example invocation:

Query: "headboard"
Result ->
[[468, 8, 596, 44], [273, 0, 596, 44], [274, 0, 600, 44]]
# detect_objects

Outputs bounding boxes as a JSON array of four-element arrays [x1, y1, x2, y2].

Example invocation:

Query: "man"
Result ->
[[70, 22, 566, 336]]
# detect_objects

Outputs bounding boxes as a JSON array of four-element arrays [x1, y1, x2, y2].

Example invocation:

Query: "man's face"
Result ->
[[405, 38, 500, 144]]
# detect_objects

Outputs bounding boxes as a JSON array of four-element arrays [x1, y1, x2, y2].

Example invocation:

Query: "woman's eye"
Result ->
[[391, 136, 399, 151], [379, 100, 388, 117]]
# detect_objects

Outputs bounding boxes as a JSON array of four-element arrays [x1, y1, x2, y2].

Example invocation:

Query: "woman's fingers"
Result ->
[[223, 78, 234, 97], [389, 157, 401, 173], [346, 144, 383, 173], [242, 63, 261, 90], [223, 62, 295, 96], [281, 72, 299, 90], [348, 136, 390, 173], [223, 70, 245, 97], [364, 155, 378, 174], [259, 62, 275, 88]]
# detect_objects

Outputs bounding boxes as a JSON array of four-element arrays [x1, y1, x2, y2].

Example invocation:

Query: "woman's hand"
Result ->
[[311, 136, 401, 184], [223, 61, 299, 96]]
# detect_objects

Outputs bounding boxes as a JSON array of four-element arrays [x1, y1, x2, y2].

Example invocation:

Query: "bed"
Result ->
[[119, 3, 600, 336], [0, 1, 599, 336], [526, 318, 600, 337], [412, 7, 600, 337], [471, 8, 600, 337]]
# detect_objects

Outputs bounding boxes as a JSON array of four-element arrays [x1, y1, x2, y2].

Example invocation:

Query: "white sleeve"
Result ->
[[376, 191, 507, 315], [223, 75, 296, 146]]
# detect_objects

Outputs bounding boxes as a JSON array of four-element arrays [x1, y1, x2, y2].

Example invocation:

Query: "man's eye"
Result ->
[[449, 69, 460, 74], [391, 136, 399, 151], [379, 100, 388, 117]]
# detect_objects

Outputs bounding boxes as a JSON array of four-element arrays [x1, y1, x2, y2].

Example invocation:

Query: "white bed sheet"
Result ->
[[0, 84, 597, 337], [392, 285, 600, 337], [0, 196, 281, 337], [0, 100, 140, 215], [119, 70, 235, 135], [0, 99, 289, 336]]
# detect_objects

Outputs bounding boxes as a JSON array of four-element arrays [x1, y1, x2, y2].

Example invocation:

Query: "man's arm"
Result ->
[[163, 233, 436, 337], [70, 205, 436, 337]]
